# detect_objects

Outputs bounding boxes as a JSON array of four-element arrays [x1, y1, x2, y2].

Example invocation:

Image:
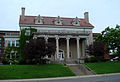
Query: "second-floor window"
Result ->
[[16, 41, 19, 47], [7, 41, 11, 47], [25, 30, 30, 35], [12, 41, 15, 46]]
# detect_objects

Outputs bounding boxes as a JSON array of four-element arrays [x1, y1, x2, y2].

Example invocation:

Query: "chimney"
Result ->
[[21, 7, 25, 20], [84, 12, 89, 23]]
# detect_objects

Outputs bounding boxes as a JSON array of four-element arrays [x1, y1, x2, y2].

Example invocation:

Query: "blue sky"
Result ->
[[0, 0, 120, 32]]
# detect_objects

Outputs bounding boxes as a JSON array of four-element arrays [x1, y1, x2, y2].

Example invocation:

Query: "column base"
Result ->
[[77, 58, 85, 63]]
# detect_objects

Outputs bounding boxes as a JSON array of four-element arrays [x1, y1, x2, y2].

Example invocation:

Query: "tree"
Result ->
[[3, 47, 19, 65], [85, 42, 105, 62], [87, 42, 105, 57], [95, 25, 120, 56], [23, 38, 56, 64]]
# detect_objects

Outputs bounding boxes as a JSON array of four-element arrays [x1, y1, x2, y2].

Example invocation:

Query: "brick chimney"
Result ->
[[21, 7, 25, 20], [84, 12, 89, 23]]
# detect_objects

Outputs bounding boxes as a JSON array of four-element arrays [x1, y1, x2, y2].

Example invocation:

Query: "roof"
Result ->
[[19, 15, 94, 27], [0, 30, 20, 33], [0, 30, 20, 36]]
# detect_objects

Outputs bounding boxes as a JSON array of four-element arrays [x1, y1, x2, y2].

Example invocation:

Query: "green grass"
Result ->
[[86, 61, 120, 74], [0, 64, 75, 80]]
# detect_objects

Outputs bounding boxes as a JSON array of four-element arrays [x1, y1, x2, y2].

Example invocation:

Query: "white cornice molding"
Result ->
[[19, 24, 94, 29]]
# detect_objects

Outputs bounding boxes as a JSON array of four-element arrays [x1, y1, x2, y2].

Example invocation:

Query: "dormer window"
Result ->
[[54, 16, 62, 25], [75, 21, 78, 24], [35, 15, 43, 24], [57, 20, 60, 24], [38, 19, 40, 23], [72, 17, 80, 26]]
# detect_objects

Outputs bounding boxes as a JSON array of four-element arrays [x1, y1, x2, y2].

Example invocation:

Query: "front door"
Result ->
[[58, 50, 64, 60]]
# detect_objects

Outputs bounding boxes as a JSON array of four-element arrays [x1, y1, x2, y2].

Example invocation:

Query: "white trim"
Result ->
[[34, 35, 88, 39], [19, 24, 94, 29]]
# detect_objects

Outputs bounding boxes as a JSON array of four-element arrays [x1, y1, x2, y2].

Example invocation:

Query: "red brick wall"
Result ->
[[0, 34, 5, 64]]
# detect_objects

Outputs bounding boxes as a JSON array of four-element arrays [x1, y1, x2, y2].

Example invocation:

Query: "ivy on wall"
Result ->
[[19, 28, 37, 62]]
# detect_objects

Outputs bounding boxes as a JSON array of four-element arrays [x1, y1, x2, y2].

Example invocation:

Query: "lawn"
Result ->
[[0, 64, 75, 80], [86, 61, 120, 74]]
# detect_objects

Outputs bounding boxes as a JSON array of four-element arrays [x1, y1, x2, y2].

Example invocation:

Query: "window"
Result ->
[[73, 17, 80, 26], [54, 16, 62, 25], [0, 38, 1, 42], [48, 30, 51, 33], [58, 30, 61, 33], [75, 21, 78, 24], [85, 31, 89, 34], [12, 41, 15, 46], [69, 52, 72, 58], [35, 15, 43, 24], [37, 30, 41, 32], [16, 41, 19, 47], [67, 30, 70, 34], [25, 30, 30, 35], [0, 50, 1, 54], [76, 31, 79, 34], [38, 19, 40, 23], [7, 41, 11, 47], [57, 20, 60, 24]]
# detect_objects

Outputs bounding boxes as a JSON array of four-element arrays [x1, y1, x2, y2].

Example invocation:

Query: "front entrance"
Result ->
[[58, 49, 64, 60]]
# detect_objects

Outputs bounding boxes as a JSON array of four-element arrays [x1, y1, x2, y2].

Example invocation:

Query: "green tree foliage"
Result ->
[[95, 25, 120, 55], [3, 47, 19, 64], [23, 38, 56, 64]]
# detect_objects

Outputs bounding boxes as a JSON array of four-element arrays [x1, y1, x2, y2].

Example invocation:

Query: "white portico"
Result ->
[[33, 31, 89, 62]]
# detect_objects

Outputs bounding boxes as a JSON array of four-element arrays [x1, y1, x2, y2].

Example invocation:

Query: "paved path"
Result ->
[[68, 64, 85, 76], [68, 64, 96, 76], [1, 73, 120, 82]]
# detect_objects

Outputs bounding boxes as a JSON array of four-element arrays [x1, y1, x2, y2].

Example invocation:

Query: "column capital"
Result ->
[[33, 36, 37, 39], [55, 36, 59, 40], [44, 36, 48, 39], [66, 37, 70, 40], [76, 37, 80, 40]]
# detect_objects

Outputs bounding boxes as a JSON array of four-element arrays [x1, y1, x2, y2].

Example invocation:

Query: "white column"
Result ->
[[15, 40, 16, 46], [56, 37, 59, 60], [45, 36, 48, 58], [76, 37, 80, 59], [82, 40, 85, 58], [33, 35, 37, 39], [45, 36, 48, 43], [66, 37, 70, 59], [10, 41, 12, 46]]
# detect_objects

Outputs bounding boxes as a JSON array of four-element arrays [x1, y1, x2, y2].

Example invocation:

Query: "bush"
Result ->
[[85, 56, 105, 63]]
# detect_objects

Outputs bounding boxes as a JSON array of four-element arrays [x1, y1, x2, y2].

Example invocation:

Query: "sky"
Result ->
[[0, 0, 120, 33]]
